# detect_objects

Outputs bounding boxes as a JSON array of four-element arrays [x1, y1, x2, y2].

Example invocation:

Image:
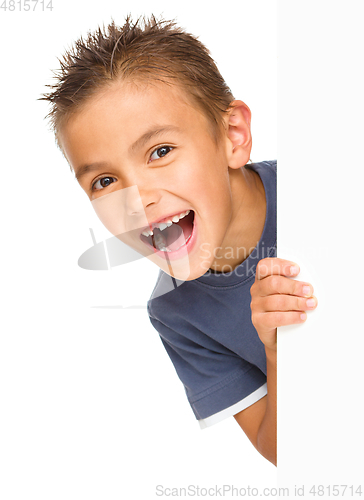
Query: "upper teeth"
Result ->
[[141, 210, 190, 237]]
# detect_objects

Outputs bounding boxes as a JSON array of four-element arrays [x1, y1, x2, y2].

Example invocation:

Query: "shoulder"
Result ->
[[147, 270, 187, 320], [247, 160, 276, 206], [265, 159, 277, 174], [249, 159, 276, 175]]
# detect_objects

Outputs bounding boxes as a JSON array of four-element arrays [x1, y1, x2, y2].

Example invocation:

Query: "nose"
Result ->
[[124, 185, 144, 216], [124, 183, 161, 236], [124, 183, 161, 217]]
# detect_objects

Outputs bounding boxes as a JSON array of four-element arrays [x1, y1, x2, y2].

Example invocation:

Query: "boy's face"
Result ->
[[59, 81, 238, 281]]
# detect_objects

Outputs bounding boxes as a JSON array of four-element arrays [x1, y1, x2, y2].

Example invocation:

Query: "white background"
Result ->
[[0, 1, 277, 498], [1, 0, 363, 498], [277, 0, 364, 492]]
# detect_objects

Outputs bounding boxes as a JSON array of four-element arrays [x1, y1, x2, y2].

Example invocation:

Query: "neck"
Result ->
[[210, 165, 266, 273]]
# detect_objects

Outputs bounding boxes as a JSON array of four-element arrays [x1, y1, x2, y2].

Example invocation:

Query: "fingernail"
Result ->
[[306, 298, 316, 308], [302, 285, 311, 296], [290, 265, 299, 275], [300, 313, 307, 321]]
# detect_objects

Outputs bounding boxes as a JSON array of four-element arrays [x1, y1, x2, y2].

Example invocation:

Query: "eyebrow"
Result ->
[[74, 161, 111, 183], [74, 125, 180, 183], [129, 125, 181, 153]]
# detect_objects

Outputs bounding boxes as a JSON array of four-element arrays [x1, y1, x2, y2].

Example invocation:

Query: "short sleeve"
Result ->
[[149, 314, 267, 422]]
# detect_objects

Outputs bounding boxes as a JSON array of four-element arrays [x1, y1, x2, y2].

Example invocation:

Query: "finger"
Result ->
[[255, 258, 300, 281], [257, 310, 308, 329], [258, 294, 318, 312], [256, 274, 314, 298]]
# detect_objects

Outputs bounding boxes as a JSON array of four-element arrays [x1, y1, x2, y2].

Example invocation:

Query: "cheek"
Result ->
[[157, 159, 203, 196], [176, 153, 223, 191]]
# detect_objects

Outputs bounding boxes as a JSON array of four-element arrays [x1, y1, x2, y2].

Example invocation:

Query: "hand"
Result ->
[[250, 258, 318, 351]]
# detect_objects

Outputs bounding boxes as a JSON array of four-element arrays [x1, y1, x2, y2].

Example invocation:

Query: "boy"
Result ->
[[41, 15, 317, 466]]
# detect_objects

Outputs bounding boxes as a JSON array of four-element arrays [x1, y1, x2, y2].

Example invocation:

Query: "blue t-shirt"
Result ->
[[147, 160, 276, 426]]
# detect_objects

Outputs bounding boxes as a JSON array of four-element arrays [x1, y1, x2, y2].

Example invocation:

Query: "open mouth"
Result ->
[[140, 210, 195, 253]]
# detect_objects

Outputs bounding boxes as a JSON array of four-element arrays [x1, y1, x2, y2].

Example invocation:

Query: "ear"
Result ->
[[225, 100, 252, 169]]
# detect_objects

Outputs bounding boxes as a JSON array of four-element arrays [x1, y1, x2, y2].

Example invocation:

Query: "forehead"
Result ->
[[59, 80, 213, 168]]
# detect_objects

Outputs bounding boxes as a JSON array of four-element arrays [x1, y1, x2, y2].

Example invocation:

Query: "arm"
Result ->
[[234, 258, 318, 466], [234, 347, 276, 465]]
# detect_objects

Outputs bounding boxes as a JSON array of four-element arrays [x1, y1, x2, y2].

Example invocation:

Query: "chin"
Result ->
[[145, 250, 211, 282]]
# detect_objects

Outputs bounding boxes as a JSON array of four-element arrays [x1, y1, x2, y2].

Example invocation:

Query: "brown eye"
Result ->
[[93, 176, 116, 190], [150, 146, 173, 161]]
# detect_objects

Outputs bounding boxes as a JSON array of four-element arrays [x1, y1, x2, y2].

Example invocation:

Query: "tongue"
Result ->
[[159, 216, 193, 251]]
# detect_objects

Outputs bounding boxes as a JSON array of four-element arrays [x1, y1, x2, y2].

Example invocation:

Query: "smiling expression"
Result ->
[[59, 80, 253, 280]]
